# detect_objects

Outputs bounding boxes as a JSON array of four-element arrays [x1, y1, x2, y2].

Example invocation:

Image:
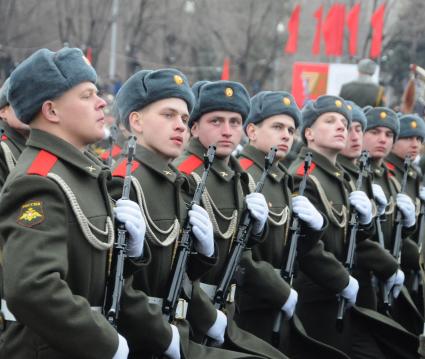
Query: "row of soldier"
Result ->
[[0, 46, 423, 359]]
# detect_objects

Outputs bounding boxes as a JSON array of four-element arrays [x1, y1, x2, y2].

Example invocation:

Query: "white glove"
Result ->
[[372, 184, 388, 216], [112, 333, 129, 359], [245, 193, 269, 235], [385, 269, 405, 299], [189, 204, 214, 257], [420, 186, 425, 201], [164, 324, 181, 359], [281, 288, 298, 319], [396, 193, 416, 228], [340, 276, 359, 307], [114, 199, 146, 257], [292, 195, 324, 230], [206, 309, 227, 345], [349, 191, 373, 225]]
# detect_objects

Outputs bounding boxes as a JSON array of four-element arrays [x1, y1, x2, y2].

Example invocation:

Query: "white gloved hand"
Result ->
[[189, 204, 214, 257], [420, 186, 425, 201], [206, 310, 227, 345], [281, 288, 298, 319], [245, 193, 269, 235], [114, 199, 146, 257], [164, 324, 181, 359], [372, 184, 388, 216], [349, 191, 373, 225], [112, 333, 129, 359], [396, 193, 416, 228], [385, 269, 405, 299], [340, 276, 359, 307], [292, 195, 324, 230]]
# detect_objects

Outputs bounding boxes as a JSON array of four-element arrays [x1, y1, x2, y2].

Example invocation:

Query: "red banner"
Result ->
[[285, 5, 301, 54], [292, 62, 329, 106]]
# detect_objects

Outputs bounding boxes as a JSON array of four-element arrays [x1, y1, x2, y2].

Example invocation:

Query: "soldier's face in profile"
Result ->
[[131, 98, 189, 161], [304, 112, 348, 154], [191, 111, 243, 159], [246, 114, 295, 160], [340, 122, 363, 159], [362, 127, 394, 159], [47, 82, 107, 149], [391, 136, 423, 159]]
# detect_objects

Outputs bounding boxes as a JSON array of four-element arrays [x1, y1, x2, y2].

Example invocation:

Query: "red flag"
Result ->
[[221, 57, 230, 80], [334, 4, 345, 56], [370, 3, 385, 58], [284, 5, 301, 54], [312, 5, 323, 55], [322, 4, 338, 55], [347, 3, 361, 56], [86, 47, 93, 64]]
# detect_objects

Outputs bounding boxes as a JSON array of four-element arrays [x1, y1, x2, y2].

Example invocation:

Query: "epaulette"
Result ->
[[295, 161, 316, 176], [239, 157, 254, 170], [27, 150, 58, 176], [1, 134, 7, 141], [177, 154, 203, 175], [112, 159, 140, 178], [100, 144, 122, 160]]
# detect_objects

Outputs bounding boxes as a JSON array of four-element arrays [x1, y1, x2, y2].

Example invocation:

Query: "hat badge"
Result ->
[[347, 104, 352, 111], [282, 97, 291, 106], [225, 87, 234, 97], [174, 75, 184, 85], [411, 120, 417, 128], [380, 111, 387, 119], [335, 100, 342, 108]]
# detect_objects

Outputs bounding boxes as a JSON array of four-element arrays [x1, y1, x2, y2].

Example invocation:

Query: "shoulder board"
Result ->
[[239, 157, 254, 170], [177, 154, 203, 175], [295, 161, 316, 176], [27, 150, 58, 176], [385, 161, 395, 172], [112, 159, 140, 178], [1, 135, 7, 141], [100, 144, 122, 160]]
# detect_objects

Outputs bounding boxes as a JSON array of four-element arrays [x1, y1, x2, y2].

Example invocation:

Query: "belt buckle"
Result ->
[[175, 299, 188, 320], [226, 284, 236, 303]]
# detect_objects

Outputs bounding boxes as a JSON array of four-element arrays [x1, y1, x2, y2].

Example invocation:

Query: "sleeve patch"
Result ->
[[17, 200, 45, 227]]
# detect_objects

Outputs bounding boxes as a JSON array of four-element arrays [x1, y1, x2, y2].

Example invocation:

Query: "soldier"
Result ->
[[339, 58, 385, 108], [0, 47, 149, 358], [110, 69, 257, 359], [288, 95, 374, 355], [0, 78, 29, 188], [385, 113, 425, 303], [174, 80, 287, 359], [236, 90, 350, 358]]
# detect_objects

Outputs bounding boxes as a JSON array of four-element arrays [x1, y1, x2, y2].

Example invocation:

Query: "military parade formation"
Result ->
[[0, 46, 424, 359]]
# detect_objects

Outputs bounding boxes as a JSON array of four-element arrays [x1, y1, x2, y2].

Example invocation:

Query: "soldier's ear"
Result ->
[[245, 123, 257, 141], [129, 111, 143, 133], [304, 127, 314, 142], [41, 101, 59, 123]]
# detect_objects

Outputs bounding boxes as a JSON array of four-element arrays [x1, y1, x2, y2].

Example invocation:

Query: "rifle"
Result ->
[[336, 150, 370, 331], [387, 155, 411, 307], [208, 147, 277, 314], [107, 125, 118, 167], [162, 145, 216, 323], [103, 135, 137, 328], [412, 174, 425, 294], [271, 151, 312, 348]]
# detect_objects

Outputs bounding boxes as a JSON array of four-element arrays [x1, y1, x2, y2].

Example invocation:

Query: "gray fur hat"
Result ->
[[358, 59, 377, 76], [398, 113, 425, 140], [345, 100, 367, 131], [364, 107, 399, 140], [0, 78, 10, 109], [114, 68, 195, 131]]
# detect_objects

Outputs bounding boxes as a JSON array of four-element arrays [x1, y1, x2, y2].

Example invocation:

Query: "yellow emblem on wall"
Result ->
[[411, 121, 417, 128], [380, 111, 387, 119], [225, 87, 234, 97], [174, 75, 184, 85], [283, 97, 291, 106], [17, 200, 45, 227]]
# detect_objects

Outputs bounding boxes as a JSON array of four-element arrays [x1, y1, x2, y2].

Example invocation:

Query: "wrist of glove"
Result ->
[[113, 333, 129, 359], [372, 184, 388, 216], [349, 191, 373, 225], [420, 186, 425, 201], [114, 199, 146, 257], [206, 310, 227, 345], [385, 269, 405, 299], [164, 324, 181, 359], [396, 193, 416, 228], [245, 193, 268, 235], [189, 204, 214, 257], [340, 276, 359, 307], [281, 288, 298, 319], [291, 195, 324, 230]]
